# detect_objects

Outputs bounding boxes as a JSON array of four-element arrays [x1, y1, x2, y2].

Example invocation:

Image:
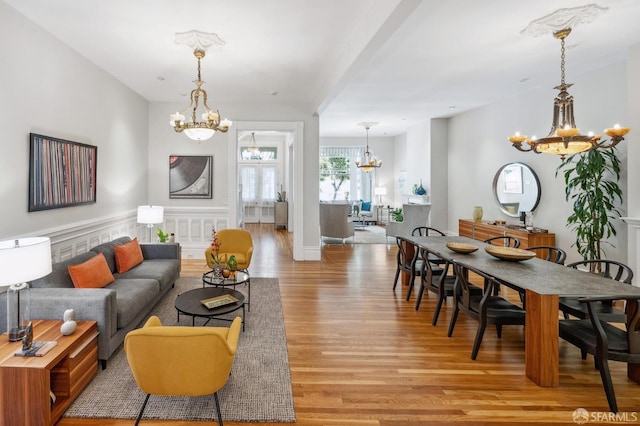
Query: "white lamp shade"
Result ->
[[184, 127, 215, 141], [137, 206, 164, 224], [0, 237, 52, 285], [375, 187, 387, 196]]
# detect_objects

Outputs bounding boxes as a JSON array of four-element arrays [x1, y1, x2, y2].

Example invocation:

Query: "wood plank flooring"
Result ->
[[58, 224, 640, 425]]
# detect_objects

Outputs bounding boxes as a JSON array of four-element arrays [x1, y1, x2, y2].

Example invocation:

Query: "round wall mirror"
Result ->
[[492, 162, 541, 217]]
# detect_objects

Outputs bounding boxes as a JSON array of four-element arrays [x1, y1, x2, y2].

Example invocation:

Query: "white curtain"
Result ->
[[241, 167, 256, 202], [261, 165, 277, 202]]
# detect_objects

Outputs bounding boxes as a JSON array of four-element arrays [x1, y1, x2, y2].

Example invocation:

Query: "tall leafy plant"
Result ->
[[556, 147, 622, 267]]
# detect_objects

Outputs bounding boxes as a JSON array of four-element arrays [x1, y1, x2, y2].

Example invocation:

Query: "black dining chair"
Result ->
[[484, 236, 520, 248], [447, 263, 525, 360], [392, 237, 423, 301], [517, 245, 566, 306], [412, 226, 447, 268], [559, 260, 634, 322], [527, 245, 567, 265], [483, 236, 521, 295], [415, 248, 449, 321], [410, 227, 448, 305], [411, 226, 446, 237], [416, 249, 484, 326], [559, 295, 640, 413]]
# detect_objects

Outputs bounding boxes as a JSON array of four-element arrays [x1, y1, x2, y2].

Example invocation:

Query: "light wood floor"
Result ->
[[59, 224, 640, 425]]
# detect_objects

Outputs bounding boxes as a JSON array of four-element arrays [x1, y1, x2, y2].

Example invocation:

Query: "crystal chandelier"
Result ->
[[247, 132, 261, 157], [509, 28, 629, 159], [169, 31, 232, 141], [355, 122, 382, 172]]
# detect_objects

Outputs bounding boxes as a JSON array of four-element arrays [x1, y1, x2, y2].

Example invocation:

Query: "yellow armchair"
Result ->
[[124, 315, 242, 425], [205, 229, 254, 271]]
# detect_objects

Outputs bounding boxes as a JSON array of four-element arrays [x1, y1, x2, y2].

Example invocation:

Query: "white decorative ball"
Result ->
[[63, 309, 76, 322], [60, 320, 77, 336]]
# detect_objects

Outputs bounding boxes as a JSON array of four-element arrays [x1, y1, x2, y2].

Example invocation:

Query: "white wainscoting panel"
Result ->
[[16, 206, 230, 262]]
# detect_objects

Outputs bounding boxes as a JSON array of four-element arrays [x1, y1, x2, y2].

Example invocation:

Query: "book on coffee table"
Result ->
[[201, 294, 239, 309], [15, 341, 57, 357]]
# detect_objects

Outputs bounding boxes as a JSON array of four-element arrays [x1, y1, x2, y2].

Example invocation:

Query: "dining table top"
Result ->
[[404, 235, 640, 297]]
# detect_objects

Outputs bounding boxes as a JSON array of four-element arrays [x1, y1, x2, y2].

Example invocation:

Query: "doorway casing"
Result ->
[[228, 122, 304, 260]]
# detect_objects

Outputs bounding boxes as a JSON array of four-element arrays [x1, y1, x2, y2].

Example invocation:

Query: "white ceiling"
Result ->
[[5, 0, 640, 137]]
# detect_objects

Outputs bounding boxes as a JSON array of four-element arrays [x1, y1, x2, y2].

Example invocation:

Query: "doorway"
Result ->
[[227, 121, 304, 260], [238, 131, 284, 225], [240, 163, 278, 223]]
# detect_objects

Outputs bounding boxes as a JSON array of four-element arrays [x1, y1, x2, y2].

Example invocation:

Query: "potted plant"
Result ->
[[156, 228, 169, 243], [556, 146, 623, 271], [390, 208, 403, 222]]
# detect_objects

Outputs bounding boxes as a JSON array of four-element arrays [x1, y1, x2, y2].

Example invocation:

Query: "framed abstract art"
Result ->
[[169, 155, 213, 199], [28, 133, 97, 212]]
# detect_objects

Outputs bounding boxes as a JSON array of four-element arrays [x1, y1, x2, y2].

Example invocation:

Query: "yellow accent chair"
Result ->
[[124, 315, 242, 425], [205, 229, 254, 271]]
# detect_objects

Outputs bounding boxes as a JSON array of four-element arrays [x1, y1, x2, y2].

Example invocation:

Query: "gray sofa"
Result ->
[[0, 237, 180, 368]]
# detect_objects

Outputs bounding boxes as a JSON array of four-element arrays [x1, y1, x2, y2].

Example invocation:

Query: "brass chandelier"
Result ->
[[355, 122, 382, 172], [247, 132, 261, 157], [509, 28, 629, 159], [170, 43, 232, 141]]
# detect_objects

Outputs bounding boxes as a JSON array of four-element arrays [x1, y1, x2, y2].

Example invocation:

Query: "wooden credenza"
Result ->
[[0, 320, 98, 426], [459, 219, 556, 259]]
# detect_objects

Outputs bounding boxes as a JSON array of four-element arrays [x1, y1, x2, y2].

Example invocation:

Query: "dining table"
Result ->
[[402, 234, 640, 387]]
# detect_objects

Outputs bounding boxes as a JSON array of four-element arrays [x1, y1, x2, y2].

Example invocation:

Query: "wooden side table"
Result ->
[[0, 320, 98, 426]]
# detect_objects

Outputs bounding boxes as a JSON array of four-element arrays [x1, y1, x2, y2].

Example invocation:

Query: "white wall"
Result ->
[[393, 132, 408, 205], [623, 43, 640, 282], [447, 61, 629, 265], [402, 122, 430, 198], [430, 118, 448, 232], [148, 101, 319, 259], [0, 2, 149, 240]]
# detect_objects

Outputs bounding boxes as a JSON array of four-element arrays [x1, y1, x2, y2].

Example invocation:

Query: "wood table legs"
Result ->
[[525, 290, 559, 387]]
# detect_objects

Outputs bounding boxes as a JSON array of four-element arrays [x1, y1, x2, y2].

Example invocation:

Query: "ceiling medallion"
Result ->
[[510, 6, 629, 159]]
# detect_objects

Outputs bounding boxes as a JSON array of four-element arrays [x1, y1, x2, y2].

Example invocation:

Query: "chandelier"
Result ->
[[355, 122, 382, 172], [509, 28, 629, 159], [170, 31, 232, 141], [247, 132, 261, 158]]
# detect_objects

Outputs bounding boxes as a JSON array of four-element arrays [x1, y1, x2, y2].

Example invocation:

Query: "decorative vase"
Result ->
[[473, 206, 483, 222], [212, 263, 224, 280], [63, 309, 76, 322], [60, 320, 77, 336], [525, 211, 534, 230], [414, 179, 427, 196], [227, 255, 238, 272]]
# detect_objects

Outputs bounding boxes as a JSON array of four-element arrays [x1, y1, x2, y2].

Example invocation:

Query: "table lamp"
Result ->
[[374, 186, 387, 205], [137, 205, 164, 242], [0, 237, 52, 341]]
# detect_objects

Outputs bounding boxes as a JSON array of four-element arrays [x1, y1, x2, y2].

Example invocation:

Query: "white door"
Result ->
[[240, 164, 278, 223]]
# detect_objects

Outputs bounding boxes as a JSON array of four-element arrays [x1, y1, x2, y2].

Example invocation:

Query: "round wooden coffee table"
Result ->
[[175, 287, 245, 330]]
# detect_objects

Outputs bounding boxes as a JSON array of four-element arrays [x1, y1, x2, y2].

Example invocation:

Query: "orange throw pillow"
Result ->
[[114, 238, 144, 273], [68, 253, 115, 288]]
